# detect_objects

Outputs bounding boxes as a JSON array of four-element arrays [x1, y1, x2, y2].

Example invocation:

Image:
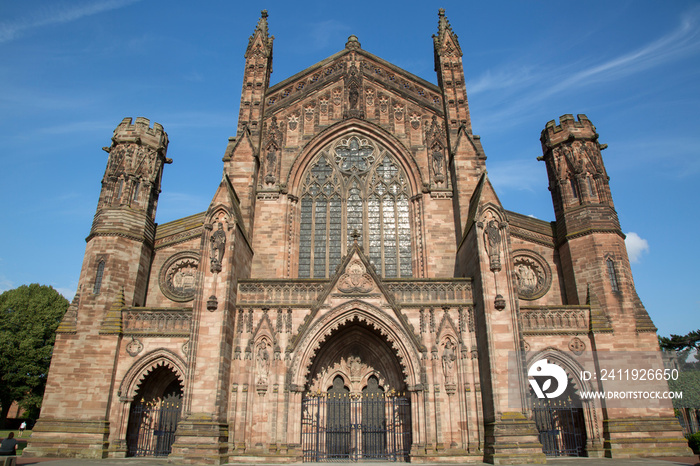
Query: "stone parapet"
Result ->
[[520, 305, 589, 335], [122, 307, 193, 337], [113, 117, 168, 151], [540, 114, 597, 148]]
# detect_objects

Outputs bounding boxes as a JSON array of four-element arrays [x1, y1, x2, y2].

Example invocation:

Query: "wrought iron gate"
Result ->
[[532, 398, 586, 457], [301, 392, 411, 462], [127, 398, 182, 457]]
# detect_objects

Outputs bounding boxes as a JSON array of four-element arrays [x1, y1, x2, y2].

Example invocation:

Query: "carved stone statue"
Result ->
[[483, 219, 501, 271], [442, 340, 456, 384], [432, 149, 444, 177], [210, 222, 226, 273], [349, 85, 359, 109], [265, 148, 277, 185], [348, 355, 362, 379], [256, 341, 270, 385]]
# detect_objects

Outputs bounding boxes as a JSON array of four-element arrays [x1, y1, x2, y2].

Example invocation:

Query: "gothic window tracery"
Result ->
[[298, 135, 412, 279]]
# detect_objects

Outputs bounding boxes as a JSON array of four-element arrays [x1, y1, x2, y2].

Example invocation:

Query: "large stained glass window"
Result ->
[[298, 135, 412, 278]]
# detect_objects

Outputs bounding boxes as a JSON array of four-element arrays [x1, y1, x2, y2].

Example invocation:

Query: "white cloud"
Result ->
[[470, 7, 700, 131], [54, 287, 77, 300], [0, 275, 14, 294], [625, 232, 649, 263], [0, 0, 143, 43]]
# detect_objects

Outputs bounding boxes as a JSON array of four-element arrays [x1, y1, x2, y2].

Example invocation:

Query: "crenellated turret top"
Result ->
[[113, 117, 169, 150], [540, 114, 599, 149]]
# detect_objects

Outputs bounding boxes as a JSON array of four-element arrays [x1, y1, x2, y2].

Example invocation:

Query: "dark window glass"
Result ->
[[93, 260, 105, 294], [607, 258, 619, 292], [298, 136, 412, 278]]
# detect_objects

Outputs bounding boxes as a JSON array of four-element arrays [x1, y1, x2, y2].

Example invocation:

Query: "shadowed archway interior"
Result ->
[[306, 317, 407, 393]]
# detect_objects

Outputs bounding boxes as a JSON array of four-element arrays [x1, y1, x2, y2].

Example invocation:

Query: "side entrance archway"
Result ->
[[528, 354, 588, 457], [126, 364, 183, 457]]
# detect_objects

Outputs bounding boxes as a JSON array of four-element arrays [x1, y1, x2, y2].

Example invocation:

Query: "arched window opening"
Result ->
[[570, 178, 578, 199], [586, 177, 595, 199], [298, 135, 412, 279], [93, 260, 105, 295], [115, 178, 124, 204], [132, 180, 140, 203], [606, 258, 619, 292]]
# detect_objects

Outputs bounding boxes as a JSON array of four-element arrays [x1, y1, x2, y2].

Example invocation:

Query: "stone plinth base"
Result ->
[[410, 447, 485, 463], [483, 413, 547, 465], [604, 417, 692, 458], [20, 419, 109, 459], [168, 414, 229, 465]]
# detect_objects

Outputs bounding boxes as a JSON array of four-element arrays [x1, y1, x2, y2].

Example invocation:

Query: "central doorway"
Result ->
[[302, 375, 410, 462], [301, 319, 412, 462]]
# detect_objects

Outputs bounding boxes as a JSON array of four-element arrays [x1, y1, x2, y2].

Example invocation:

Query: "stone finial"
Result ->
[[346, 35, 361, 50], [433, 8, 461, 57], [256, 10, 270, 38], [437, 8, 453, 37], [246, 9, 274, 57]]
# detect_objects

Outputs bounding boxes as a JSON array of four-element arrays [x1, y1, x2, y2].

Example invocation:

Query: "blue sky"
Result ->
[[1, 1, 698, 338]]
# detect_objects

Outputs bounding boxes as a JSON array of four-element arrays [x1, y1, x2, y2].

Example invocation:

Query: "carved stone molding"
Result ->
[[159, 251, 200, 302], [512, 249, 552, 300], [182, 340, 190, 359], [126, 338, 143, 357], [569, 337, 586, 355], [520, 306, 589, 335], [122, 308, 193, 337], [337, 260, 373, 294]]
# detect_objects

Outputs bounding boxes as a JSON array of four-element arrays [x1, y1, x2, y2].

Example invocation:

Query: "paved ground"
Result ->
[[11, 456, 700, 466]]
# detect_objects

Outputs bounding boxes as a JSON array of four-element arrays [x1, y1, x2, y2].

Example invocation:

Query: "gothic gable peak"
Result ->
[[246, 10, 274, 58], [264, 46, 441, 116], [433, 9, 463, 58], [328, 241, 384, 297]]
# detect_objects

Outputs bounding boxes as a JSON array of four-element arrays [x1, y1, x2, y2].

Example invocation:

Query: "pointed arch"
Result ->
[[119, 349, 187, 401], [205, 204, 232, 225], [286, 119, 424, 196], [289, 120, 420, 279], [289, 300, 422, 390], [526, 349, 590, 395]]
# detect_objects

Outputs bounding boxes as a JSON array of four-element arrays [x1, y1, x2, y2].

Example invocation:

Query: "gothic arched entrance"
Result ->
[[126, 364, 183, 457], [528, 356, 587, 457], [301, 319, 411, 462]]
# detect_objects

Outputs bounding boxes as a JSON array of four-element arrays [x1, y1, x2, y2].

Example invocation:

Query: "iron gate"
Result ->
[[301, 392, 411, 462], [126, 399, 182, 457], [532, 398, 586, 457]]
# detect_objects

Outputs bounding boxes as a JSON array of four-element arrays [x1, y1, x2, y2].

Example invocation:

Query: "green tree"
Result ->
[[659, 329, 700, 352], [0, 284, 68, 427]]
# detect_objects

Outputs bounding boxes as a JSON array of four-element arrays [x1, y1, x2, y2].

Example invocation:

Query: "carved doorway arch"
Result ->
[[301, 319, 411, 461], [126, 364, 183, 457]]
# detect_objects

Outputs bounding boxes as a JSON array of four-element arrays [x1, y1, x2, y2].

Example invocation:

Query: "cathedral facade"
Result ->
[[25, 10, 688, 465]]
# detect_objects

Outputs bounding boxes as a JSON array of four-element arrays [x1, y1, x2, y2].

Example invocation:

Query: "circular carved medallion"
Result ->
[[569, 337, 586, 355], [159, 251, 200, 302], [126, 338, 143, 357], [513, 250, 551, 300]]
